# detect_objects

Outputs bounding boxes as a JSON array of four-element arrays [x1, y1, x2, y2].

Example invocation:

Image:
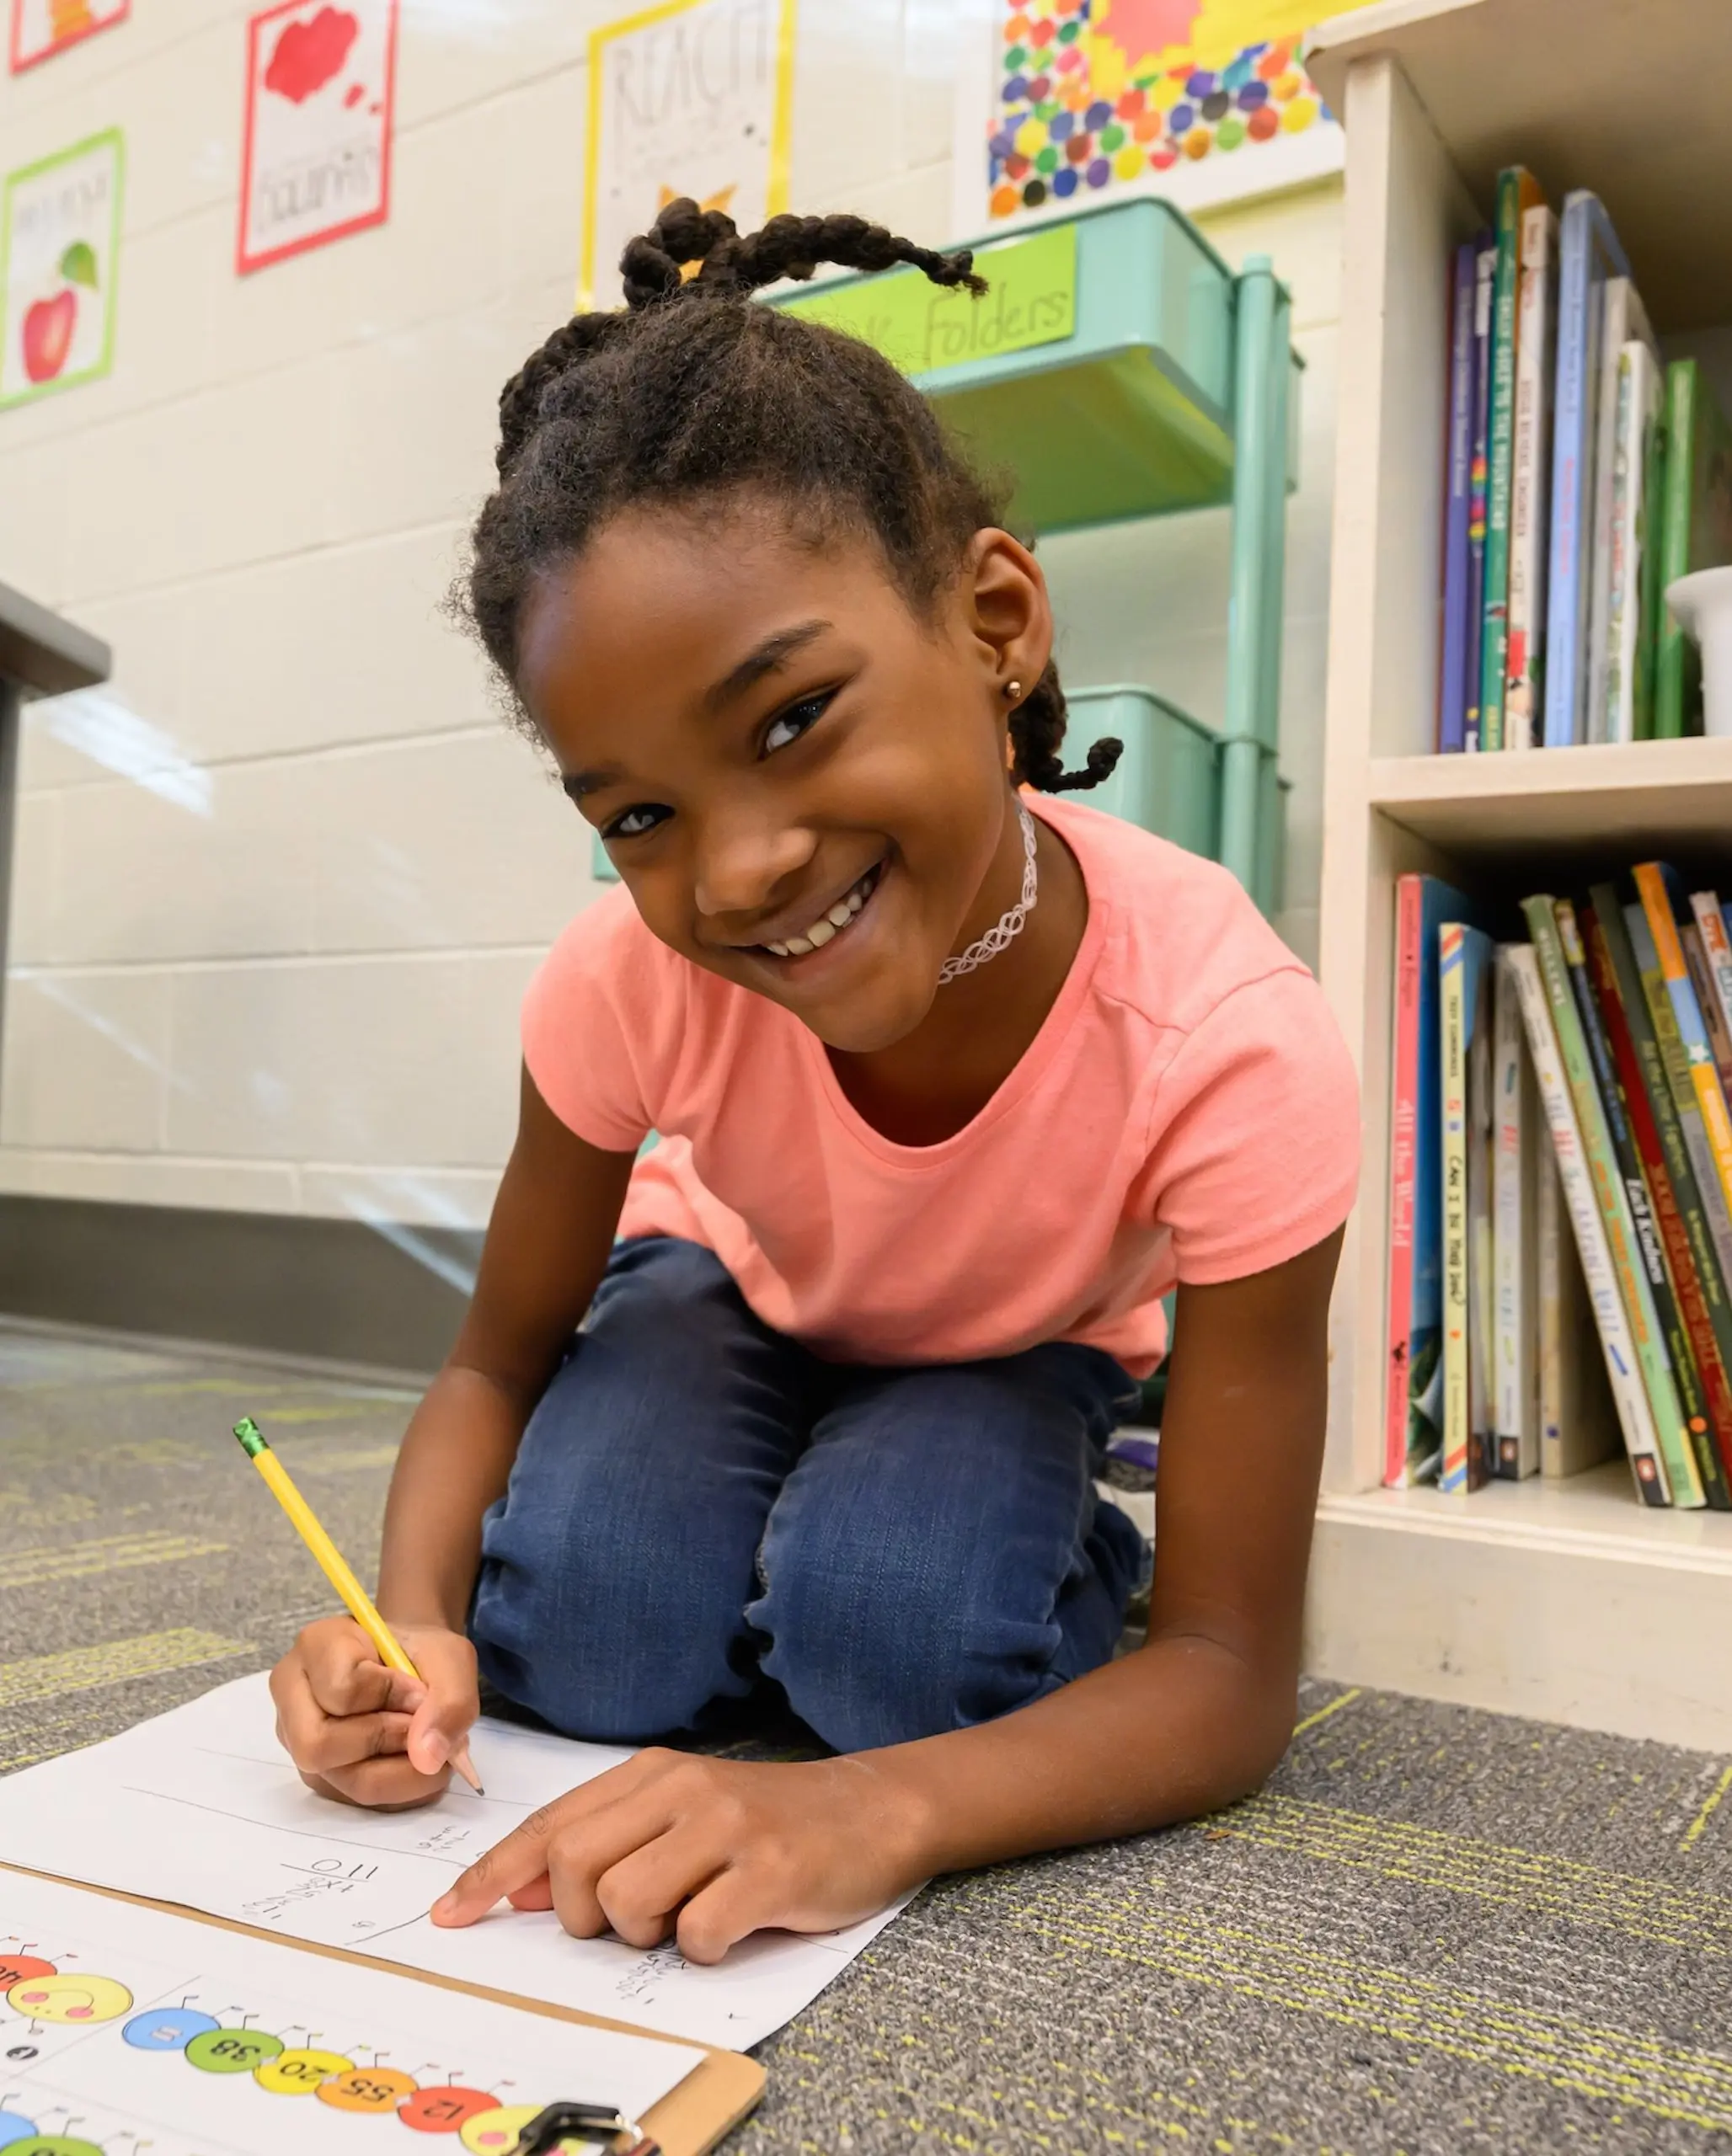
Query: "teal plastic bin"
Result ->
[[1063, 683, 1219, 861]]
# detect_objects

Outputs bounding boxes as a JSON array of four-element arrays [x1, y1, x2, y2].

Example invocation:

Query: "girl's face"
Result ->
[[516, 501, 1051, 1055]]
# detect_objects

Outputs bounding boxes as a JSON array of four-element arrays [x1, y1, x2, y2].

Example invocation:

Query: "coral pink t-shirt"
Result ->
[[522, 793, 1360, 1376]]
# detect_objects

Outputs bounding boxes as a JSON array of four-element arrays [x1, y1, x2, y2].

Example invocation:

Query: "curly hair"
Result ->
[[462, 199, 1120, 796]]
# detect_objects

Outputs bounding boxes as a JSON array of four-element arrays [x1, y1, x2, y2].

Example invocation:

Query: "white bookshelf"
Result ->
[[1303, 0, 1732, 1750]]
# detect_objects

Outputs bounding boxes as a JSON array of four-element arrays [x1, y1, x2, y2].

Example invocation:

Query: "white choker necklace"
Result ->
[[938, 799, 1039, 985]]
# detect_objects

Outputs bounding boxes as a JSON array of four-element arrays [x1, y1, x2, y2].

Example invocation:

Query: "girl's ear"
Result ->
[[966, 527, 1052, 698]]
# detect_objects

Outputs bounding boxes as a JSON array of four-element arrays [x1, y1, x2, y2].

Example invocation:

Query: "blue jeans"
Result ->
[[469, 1235, 1147, 1754]]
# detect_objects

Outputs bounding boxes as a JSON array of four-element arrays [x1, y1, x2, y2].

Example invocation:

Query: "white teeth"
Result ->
[[762, 863, 880, 959], [783, 933, 814, 955], [828, 900, 854, 928], [805, 917, 837, 948]]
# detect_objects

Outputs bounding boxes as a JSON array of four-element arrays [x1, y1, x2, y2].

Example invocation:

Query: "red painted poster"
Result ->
[[9, 0, 128, 75], [236, 0, 398, 275]]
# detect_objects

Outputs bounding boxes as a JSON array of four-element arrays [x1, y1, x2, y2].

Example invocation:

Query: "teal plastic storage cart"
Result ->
[[591, 195, 1296, 910]]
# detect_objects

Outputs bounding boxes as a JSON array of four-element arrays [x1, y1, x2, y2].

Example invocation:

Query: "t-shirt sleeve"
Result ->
[[1132, 964, 1361, 1284], [520, 892, 657, 1154]]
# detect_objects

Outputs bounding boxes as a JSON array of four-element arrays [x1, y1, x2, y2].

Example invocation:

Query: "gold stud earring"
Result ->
[[1003, 679, 1023, 702]]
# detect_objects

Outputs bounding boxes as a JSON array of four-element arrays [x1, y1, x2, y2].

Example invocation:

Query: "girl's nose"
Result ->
[[692, 814, 815, 922]]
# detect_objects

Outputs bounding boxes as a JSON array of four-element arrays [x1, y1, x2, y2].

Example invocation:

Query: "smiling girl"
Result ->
[[269, 202, 1360, 1961]]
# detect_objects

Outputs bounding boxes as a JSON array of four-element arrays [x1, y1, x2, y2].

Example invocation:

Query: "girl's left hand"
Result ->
[[427, 1748, 932, 1963]]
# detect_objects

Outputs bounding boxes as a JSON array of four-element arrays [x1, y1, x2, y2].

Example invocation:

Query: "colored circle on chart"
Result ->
[[460, 2106, 537, 2153], [0, 2113, 37, 2152], [255, 2047, 353, 2095], [399, 2086, 500, 2133], [5, 1975, 131, 2025], [318, 2065, 419, 2113], [0, 1960, 54, 1992], [3, 2140, 104, 2155], [186, 2027, 286, 2074], [123, 2006, 220, 2052]]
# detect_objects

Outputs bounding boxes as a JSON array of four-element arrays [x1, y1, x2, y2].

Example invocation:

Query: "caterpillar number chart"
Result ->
[[0, 1877, 701, 2156]]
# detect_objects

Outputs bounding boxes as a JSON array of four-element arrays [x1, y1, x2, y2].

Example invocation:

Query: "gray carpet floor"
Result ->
[[4, 1321, 1732, 2153]]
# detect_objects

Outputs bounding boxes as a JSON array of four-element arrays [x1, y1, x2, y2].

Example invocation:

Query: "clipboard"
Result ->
[[2, 1861, 764, 2156]]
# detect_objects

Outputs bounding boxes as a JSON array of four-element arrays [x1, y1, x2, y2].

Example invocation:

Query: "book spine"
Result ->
[[1623, 899, 1732, 1294], [1585, 901, 1732, 1493], [1525, 896, 1697, 1503], [1509, 943, 1671, 1502], [1654, 359, 1697, 739], [1561, 901, 1726, 1506], [1634, 356, 1666, 741], [1439, 243, 1478, 753], [1440, 924, 1477, 1490], [1634, 862, 1732, 1220], [1492, 947, 1538, 1473], [1465, 242, 1497, 752], [1505, 206, 1556, 751], [1604, 350, 1636, 743], [1480, 170, 1532, 753], [1693, 894, 1732, 1059], [1683, 921, 1732, 1099], [1585, 280, 1629, 742], [1537, 1136, 1566, 1474], [1387, 876, 1423, 1483]]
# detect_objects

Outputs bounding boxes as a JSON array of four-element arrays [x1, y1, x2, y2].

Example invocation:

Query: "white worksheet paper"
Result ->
[[0, 1675, 906, 2047], [0, 1869, 702, 2153]]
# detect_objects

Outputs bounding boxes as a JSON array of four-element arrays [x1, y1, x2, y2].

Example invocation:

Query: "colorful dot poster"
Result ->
[[580, 0, 798, 308], [237, 0, 399, 275], [0, 128, 123, 412], [955, 0, 1387, 230], [8, 0, 127, 76], [0, 1871, 700, 2155]]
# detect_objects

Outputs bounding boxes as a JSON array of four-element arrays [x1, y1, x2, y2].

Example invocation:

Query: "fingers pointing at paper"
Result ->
[[429, 1750, 930, 1964]]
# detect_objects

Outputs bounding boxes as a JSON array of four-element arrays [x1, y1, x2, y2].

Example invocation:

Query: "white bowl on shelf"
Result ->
[[1664, 565, 1732, 738]]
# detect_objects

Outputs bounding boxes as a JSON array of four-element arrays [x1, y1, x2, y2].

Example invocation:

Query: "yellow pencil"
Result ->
[[233, 1416, 484, 1795]]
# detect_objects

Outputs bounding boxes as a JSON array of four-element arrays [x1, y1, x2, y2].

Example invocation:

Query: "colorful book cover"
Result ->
[[1464, 237, 1498, 753], [1586, 280, 1660, 739], [1525, 895, 1699, 1505], [1439, 238, 1481, 754], [1683, 922, 1732, 1099], [1505, 201, 1558, 750], [1585, 898, 1732, 1490], [1508, 942, 1670, 1503], [1441, 921, 1494, 1491], [1602, 343, 1662, 744], [1560, 900, 1728, 1506], [1479, 168, 1544, 753], [1387, 876, 1487, 1485], [1654, 360, 1732, 737], [1491, 946, 1540, 1475], [1544, 192, 1629, 749], [1623, 897, 1732, 1296], [1692, 891, 1732, 1057], [1634, 863, 1732, 1220], [1537, 1133, 1619, 1478]]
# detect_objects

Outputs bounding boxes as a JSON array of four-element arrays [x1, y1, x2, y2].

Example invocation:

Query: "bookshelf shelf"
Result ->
[[1303, 0, 1732, 1747]]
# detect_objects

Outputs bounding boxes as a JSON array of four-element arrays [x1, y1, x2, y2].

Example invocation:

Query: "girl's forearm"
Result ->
[[375, 1365, 532, 1631], [862, 1633, 1294, 1876]]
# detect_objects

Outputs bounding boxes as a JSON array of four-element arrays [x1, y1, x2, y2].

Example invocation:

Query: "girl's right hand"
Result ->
[[268, 1615, 480, 1810]]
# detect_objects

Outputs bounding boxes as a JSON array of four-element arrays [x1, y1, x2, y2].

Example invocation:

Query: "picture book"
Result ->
[[1508, 942, 1670, 1504], [1654, 359, 1732, 736], [1525, 896, 1698, 1504], [1692, 889, 1732, 1058], [1491, 945, 1541, 1475], [1536, 1135, 1619, 1478], [1505, 200, 1558, 749], [1441, 919, 1494, 1490], [1544, 191, 1629, 749], [1633, 862, 1732, 1220], [1683, 919, 1732, 1098], [1585, 279, 1660, 739], [1439, 237, 1481, 753], [1601, 342, 1662, 744], [1464, 237, 1498, 751], [1480, 168, 1545, 752]]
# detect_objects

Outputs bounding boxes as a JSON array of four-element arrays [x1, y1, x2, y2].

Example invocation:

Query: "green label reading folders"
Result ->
[[778, 222, 1077, 378]]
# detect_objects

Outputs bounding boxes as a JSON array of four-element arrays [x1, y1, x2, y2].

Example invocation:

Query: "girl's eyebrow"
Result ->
[[702, 619, 832, 714]]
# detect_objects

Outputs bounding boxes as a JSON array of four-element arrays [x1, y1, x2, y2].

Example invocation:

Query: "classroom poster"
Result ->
[[8, 0, 127, 75], [954, 0, 1387, 232], [237, 0, 398, 275], [0, 128, 123, 410], [580, 0, 798, 307]]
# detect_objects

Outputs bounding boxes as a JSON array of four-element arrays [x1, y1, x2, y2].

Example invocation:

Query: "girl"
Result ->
[[270, 202, 1359, 1964]]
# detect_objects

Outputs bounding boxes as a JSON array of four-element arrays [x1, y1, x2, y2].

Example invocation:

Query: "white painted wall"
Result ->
[[0, 0, 1344, 1233]]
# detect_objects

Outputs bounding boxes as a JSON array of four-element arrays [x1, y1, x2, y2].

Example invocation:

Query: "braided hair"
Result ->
[[464, 200, 1121, 797]]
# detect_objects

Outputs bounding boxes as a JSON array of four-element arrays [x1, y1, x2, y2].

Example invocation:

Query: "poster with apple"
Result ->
[[0, 128, 123, 411], [237, 0, 399, 275], [9, 0, 129, 76]]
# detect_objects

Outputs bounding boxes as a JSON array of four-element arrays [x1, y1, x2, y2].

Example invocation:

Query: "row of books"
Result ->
[[1387, 864, 1732, 1506], [1436, 172, 1732, 753]]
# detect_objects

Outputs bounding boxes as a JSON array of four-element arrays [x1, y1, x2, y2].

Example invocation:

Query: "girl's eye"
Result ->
[[762, 692, 832, 757], [604, 803, 669, 841]]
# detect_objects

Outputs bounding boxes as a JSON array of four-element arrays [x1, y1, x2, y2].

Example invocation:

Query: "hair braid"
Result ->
[[464, 201, 1120, 798]]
